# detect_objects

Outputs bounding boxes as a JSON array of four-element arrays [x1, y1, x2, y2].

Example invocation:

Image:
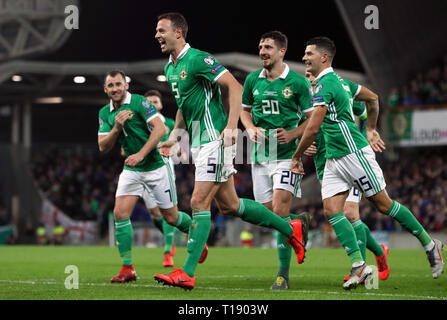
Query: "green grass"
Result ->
[[0, 245, 445, 300]]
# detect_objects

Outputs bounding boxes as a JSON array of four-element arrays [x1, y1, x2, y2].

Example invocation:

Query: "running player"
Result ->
[[240, 31, 313, 290], [305, 72, 390, 282], [291, 37, 444, 290], [139, 89, 189, 268], [153, 12, 306, 290], [98, 70, 201, 283]]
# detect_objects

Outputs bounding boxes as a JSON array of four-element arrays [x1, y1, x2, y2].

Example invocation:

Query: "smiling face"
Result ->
[[258, 37, 285, 70], [302, 44, 323, 77], [155, 18, 181, 55], [104, 73, 128, 105]]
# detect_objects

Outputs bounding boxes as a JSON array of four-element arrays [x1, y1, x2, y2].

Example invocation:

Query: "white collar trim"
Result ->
[[314, 67, 334, 83], [259, 63, 290, 79], [169, 43, 191, 64], [110, 91, 131, 112]]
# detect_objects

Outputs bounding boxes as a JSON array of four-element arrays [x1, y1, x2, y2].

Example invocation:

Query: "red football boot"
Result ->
[[376, 244, 390, 280], [110, 264, 137, 283], [286, 220, 306, 264], [154, 268, 195, 290], [198, 243, 208, 263]]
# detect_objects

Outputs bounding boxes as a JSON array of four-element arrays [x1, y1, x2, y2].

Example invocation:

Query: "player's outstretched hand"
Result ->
[[303, 141, 317, 157], [125, 153, 144, 168], [367, 129, 386, 153], [158, 140, 176, 157], [290, 155, 305, 175]]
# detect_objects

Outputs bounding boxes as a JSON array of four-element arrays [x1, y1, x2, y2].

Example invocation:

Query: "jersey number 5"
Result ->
[[171, 82, 180, 99]]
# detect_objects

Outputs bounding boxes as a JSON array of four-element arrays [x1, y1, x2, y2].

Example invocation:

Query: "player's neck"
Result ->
[[170, 41, 187, 64], [264, 62, 285, 81], [112, 92, 127, 110]]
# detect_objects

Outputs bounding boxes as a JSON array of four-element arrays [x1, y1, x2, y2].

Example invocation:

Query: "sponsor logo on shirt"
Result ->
[[253, 89, 260, 95]]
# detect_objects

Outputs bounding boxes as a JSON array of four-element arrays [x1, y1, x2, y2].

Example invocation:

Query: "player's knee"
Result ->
[[190, 195, 209, 212], [113, 208, 128, 221]]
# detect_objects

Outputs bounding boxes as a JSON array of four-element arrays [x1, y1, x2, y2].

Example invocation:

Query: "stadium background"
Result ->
[[1, 0, 447, 252]]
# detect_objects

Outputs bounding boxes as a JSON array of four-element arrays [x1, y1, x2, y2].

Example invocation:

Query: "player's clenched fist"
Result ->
[[114, 110, 133, 130]]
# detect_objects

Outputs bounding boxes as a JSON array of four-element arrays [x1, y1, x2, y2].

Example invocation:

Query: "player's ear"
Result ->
[[125, 81, 129, 91]]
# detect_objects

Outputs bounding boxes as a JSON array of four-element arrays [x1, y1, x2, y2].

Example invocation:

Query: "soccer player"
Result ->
[[139, 89, 188, 268], [240, 31, 313, 290], [153, 12, 306, 290], [305, 72, 390, 282], [291, 37, 444, 289], [98, 70, 201, 283]]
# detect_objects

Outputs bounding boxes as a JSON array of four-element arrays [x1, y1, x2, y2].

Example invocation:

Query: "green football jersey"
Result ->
[[98, 92, 165, 172], [164, 44, 229, 148], [160, 115, 175, 143], [313, 76, 368, 180], [312, 67, 369, 159], [242, 65, 313, 163]]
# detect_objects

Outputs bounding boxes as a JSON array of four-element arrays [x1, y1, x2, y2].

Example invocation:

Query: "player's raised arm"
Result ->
[[216, 71, 243, 146]]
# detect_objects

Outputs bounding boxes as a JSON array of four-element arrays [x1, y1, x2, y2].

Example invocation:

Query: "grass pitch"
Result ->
[[0, 245, 445, 300]]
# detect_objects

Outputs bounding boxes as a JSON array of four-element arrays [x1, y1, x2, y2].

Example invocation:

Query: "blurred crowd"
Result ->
[[29, 144, 447, 244], [387, 54, 447, 107]]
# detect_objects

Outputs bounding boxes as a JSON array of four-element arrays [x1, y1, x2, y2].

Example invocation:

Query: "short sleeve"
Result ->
[[242, 74, 254, 108], [193, 52, 228, 83], [311, 80, 333, 108], [98, 109, 111, 135], [297, 77, 314, 113], [137, 97, 160, 123]]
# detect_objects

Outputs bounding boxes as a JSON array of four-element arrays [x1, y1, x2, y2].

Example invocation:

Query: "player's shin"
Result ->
[[181, 211, 211, 277], [387, 200, 432, 247], [328, 213, 363, 264], [115, 218, 133, 265]]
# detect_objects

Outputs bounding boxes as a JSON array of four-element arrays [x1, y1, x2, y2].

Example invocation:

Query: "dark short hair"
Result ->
[[260, 30, 288, 49], [104, 70, 126, 84], [306, 37, 336, 60], [144, 89, 162, 99], [157, 12, 188, 39]]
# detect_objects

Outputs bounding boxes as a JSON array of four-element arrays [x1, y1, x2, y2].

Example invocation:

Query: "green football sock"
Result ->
[[153, 216, 164, 233], [237, 198, 293, 238], [175, 210, 192, 234], [363, 222, 384, 257], [351, 220, 367, 261], [387, 201, 432, 246], [115, 218, 133, 266], [277, 216, 292, 280], [162, 220, 176, 254], [181, 211, 211, 277], [327, 213, 363, 264]]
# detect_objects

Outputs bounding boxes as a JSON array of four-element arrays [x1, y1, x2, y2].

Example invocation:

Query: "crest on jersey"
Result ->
[[127, 111, 134, 119], [180, 69, 188, 80], [282, 87, 293, 98], [315, 84, 323, 94], [203, 55, 215, 66]]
